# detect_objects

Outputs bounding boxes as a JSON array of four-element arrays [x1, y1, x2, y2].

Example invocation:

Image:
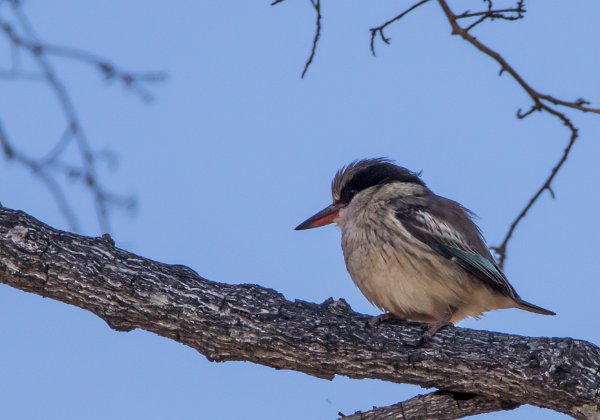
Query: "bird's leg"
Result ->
[[423, 306, 456, 341], [366, 312, 404, 328]]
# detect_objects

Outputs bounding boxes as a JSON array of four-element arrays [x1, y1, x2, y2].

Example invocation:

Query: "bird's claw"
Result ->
[[365, 313, 403, 328], [421, 320, 454, 343]]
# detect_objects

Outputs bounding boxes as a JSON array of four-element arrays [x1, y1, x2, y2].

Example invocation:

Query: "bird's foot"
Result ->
[[366, 312, 404, 328], [420, 306, 457, 344], [422, 320, 454, 342]]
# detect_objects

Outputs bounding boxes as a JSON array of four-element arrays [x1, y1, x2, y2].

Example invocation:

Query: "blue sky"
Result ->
[[1, 1, 600, 419]]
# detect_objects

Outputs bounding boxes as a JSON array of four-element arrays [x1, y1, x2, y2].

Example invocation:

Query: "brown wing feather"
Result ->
[[394, 194, 519, 299]]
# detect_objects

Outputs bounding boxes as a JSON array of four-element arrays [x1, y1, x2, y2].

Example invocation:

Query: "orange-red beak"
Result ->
[[295, 204, 343, 230]]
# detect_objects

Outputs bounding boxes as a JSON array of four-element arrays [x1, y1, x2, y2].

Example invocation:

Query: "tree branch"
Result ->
[[491, 113, 578, 269], [434, 0, 598, 268], [301, 0, 321, 78], [1, 206, 599, 418], [340, 391, 520, 419], [369, 0, 430, 56], [271, 0, 321, 78], [457, 0, 526, 32], [435, 0, 600, 116]]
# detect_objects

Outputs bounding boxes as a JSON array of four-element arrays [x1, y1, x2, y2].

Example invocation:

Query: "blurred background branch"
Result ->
[[0, 0, 164, 233]]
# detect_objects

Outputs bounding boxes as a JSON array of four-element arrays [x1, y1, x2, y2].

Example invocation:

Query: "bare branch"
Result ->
[[435, 0, 600, 116], [369, 0, 430, 56], [0, 121, 81, 231], [434, 0, 598, 268], [36, 43, 165, 102], [301, 0, 321, 78], [492, 113, 578, 268], [457, 0, 526, 32], [271, 0, 321, 78], [0, 3, 160, 232], [340, 391, 520, 420], [457, 7, 525, 20], [6, 1, 164, 101]]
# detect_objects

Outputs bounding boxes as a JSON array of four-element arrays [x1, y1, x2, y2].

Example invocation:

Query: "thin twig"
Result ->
[[435, 0, 600, 116], [0, 120, 81, 231], [457, 7, 524, 20], [491, 112, 578, 268], [369, 0, 430, 56], [301, 0, 321, 78], [271, 0, 322, 78], [40, 43, 165, 101], [459, 1, 526, 34]]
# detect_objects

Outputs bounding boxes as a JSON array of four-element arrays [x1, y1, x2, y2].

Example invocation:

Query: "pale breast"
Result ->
[[337, 189, 512, 323]]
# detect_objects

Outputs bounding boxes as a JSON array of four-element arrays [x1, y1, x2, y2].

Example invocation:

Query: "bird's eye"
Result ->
[[342, 188, 358, 201]]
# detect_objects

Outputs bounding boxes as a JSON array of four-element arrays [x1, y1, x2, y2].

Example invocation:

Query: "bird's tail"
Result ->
[[516, 299, 556, 316]]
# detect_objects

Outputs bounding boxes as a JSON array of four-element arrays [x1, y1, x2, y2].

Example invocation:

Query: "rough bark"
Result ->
[[341, 391, 520, 419], [0, 207, 599, 419]]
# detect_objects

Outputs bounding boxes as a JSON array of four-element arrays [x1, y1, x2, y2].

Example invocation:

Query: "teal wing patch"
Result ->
[[432, 244, 517, 298], [395, 201, 518, 300]]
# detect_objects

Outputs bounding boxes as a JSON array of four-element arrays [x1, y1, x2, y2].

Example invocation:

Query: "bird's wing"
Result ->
[[394, 195, 518, 300]]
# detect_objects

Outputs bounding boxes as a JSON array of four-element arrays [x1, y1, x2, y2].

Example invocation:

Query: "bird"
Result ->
[[295, 158, 555, 338]]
